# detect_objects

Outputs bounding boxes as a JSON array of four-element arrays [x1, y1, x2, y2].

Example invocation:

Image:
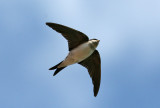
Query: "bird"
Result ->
[[46, 22, 101, 97]]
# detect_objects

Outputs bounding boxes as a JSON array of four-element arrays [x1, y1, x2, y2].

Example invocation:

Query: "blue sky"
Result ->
[[0, 0, 160, 108]]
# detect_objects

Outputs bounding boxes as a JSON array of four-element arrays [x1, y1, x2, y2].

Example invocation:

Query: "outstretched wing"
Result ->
[[78, 50, 101, 97], [46, 22, 89, 51]]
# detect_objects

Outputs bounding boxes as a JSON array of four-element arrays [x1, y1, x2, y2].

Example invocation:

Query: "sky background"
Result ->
[[0, 0, 160, 108]]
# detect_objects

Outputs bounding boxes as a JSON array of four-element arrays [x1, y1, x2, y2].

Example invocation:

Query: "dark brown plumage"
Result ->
[[79, 50, 101, 97], [46, 23, 89, 51]]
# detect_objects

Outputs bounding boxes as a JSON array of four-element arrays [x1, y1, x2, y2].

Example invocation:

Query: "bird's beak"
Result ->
[[97, 40, 100, 42]]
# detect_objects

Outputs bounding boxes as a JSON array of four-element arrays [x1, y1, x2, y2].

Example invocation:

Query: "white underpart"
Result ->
[[58, 41, 95, 68]]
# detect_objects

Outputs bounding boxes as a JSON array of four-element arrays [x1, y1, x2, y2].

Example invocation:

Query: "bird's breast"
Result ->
[[69, 42, 94, 62]]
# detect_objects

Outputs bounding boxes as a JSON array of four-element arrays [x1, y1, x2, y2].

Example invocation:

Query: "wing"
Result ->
[[78, 50, 101, 97], [46, 22, 89, 51]]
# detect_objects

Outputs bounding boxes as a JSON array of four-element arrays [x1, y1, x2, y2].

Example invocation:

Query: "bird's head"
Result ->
[[89, 39, 100, 49]]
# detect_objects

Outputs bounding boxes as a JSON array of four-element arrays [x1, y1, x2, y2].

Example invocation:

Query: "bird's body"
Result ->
[[46, 22, 101, 97], [58, 40, 96, 68]]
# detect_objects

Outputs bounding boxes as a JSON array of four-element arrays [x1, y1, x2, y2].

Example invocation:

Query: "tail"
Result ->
[[49, 61, 66, 76]]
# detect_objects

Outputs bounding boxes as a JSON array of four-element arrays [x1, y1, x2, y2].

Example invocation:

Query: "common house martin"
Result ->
[[46, 22, 101, 97]]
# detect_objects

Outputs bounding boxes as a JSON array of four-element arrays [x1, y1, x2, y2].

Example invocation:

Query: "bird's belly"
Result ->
[[60, 43, 94, 67], [71, 47, 93, 62]]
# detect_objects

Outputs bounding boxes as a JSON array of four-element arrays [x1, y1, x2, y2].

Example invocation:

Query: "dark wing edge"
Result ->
[[46, 22, 89, 51], [78, 50, 101, 97]]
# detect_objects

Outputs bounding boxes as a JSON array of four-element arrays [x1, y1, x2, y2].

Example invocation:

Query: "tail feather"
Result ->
[[49, 61, 63, 70], [49, 61, 66, 76], [53, 67, 66, 76]]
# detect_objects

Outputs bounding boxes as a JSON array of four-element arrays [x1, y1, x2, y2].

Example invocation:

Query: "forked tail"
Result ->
[[49, 61, 66, 76]]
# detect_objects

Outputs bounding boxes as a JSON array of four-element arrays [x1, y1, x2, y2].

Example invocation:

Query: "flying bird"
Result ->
[[46, 22, 101, 97]]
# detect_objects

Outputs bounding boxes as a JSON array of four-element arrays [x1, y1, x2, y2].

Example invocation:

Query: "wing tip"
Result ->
[[46, 22, 61, 28], [94, 84, 100, 97], [94, 91, 98, 97], [46, 22, 51, 26]]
